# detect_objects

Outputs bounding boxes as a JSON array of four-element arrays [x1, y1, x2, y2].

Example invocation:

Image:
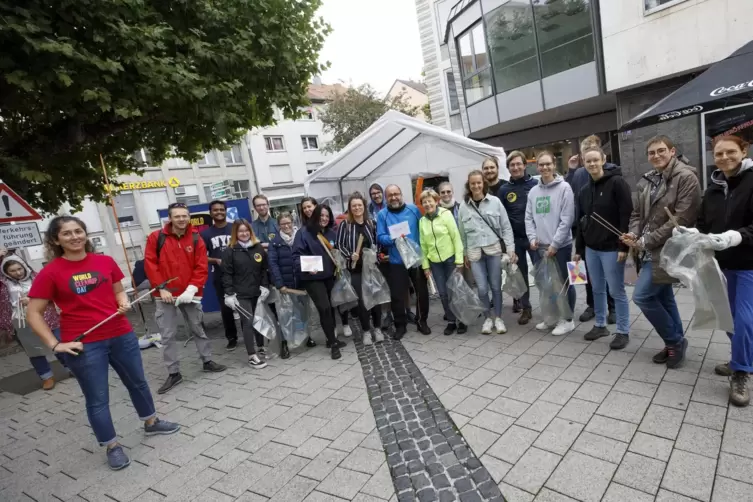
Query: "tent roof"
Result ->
[[305, 110, 506, 188]]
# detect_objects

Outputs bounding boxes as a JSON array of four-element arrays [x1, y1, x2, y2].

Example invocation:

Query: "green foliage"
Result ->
[[319, 84, 419, 153], [422, 103, 432, 122], [0, 0, 330, 213]]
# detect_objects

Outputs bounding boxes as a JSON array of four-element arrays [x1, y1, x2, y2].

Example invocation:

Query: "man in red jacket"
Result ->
[[145, 203, 226, 394]]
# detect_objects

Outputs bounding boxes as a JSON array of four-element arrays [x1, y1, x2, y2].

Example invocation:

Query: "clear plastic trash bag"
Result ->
[[278, 292, 310, 349], [660, 233, 734, 333], [396, 236, 422, 269], [503, 263, 529, 300], [253, 301, 278, 340], [361, 248, 391, 311], [534, 256, 573, 325], [447, 271, 486, 326], [330, 250, 359, 311], [266, 286, 280, 305]]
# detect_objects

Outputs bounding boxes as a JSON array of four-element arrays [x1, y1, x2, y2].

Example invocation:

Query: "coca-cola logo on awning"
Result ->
[[710, 80, 753, 97], [658, 105, 704, 121]]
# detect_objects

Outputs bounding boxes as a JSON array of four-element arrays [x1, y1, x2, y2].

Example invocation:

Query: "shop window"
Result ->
[[486, 1, 541, 94], [457, 23, 492, 104], [533, 0, 595, 79]]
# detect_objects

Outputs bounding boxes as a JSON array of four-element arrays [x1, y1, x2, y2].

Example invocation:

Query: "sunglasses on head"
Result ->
[[168, 202, 187, 210]]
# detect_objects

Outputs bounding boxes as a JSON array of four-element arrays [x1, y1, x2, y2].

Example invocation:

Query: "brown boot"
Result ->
[[42, 377, 55, 391], [518, 308, 532, 325], [715, 362, 732, 377], [730, 372, 750, 407]]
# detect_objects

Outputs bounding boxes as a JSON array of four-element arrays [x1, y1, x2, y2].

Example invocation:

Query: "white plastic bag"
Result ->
[[361, 248, 391, 311], [330, 250, 359, 311], [447, 271, 485, 326], [660, 233, 734, 333], [396, 236, 422, 269], [534, 256, 573, 325], [253, 301, 278, 340], [278, 292, 309, 349], [503, 263, 528, 300]]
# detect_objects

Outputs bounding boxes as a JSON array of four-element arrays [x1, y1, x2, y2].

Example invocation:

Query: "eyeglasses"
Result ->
[[647, 148, 669, 157], [370, 192, 381, 197], [439, 190, 452, 195]]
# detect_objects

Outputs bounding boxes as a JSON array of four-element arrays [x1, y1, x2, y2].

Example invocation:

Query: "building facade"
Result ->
[[386, 79, 430, 122]]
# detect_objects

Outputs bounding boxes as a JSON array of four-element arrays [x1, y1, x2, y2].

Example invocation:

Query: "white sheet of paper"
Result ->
[[388, 221, 411, 240], [300, 256, 324, 272]]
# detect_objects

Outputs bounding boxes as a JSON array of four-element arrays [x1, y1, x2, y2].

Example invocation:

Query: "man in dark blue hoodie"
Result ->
[[498, 151, 538, 325]]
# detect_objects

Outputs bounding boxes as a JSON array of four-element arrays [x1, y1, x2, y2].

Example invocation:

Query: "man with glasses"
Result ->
[[145, 203, 227, 394], [622, 135, 701, 370], [251, 194, 278, 249]]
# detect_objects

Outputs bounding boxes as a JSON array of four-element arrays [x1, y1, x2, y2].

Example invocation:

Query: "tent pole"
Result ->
[[338, 180, 345, 213]]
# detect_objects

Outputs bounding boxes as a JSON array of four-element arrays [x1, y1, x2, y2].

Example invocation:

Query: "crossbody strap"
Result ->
[[468, 200, 506, 249]]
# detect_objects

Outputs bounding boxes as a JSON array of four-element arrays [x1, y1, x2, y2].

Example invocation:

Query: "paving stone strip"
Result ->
[[352, 327, 506, 502]]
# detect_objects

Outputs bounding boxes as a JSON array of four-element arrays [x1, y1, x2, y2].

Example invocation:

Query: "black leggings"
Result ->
[[351, 272, 381, 331], [303, 278, 337, 345], [237, 297, 263, 355]]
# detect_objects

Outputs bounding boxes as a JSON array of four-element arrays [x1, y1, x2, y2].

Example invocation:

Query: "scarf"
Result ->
[[280, 228, 296, 246], [238, 239, 254, 248], [439, 198, 456, 209]]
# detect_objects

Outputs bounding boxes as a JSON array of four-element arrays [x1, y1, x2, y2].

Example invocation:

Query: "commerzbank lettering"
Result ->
[[710, 80, 753, 97]]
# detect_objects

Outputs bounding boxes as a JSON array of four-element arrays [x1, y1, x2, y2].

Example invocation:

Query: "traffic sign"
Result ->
[[0, 222, 42, 249], [0, 182, 42, 223]]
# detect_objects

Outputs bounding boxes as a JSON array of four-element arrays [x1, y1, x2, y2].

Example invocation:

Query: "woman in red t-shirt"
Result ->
[[26, 216, 180, 471]]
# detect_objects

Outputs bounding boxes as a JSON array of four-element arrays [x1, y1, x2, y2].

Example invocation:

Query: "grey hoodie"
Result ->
[[1, 255, 34, 307], [525, 175, 575, 249]]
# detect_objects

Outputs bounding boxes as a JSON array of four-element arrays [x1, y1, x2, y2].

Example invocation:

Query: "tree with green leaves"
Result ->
[[0, 0, 330, 213], [319, 84, 419, 153]]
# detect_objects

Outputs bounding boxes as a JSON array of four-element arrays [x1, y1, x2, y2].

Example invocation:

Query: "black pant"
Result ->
[[351, 272, 382, 331], [238, 297, 262, 355], [303, 278, 337, 345], [387, 264, 429, 328], [214, 279, 238, 342], [586, 280, 615, 311]]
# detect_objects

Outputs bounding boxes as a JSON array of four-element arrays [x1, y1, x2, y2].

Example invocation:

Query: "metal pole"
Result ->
[[100, 154, 136, 287]]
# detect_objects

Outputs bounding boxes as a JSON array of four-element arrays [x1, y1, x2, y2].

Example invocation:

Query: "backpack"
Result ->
[[156, 231, 198, 259]]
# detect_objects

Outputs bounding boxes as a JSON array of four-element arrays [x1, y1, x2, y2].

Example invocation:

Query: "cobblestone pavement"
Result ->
[[0, 286, 751, 501]]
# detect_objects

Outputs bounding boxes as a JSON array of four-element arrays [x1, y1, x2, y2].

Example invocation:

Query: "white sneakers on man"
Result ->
[[342, 325, 353, 337], [494, 318, 507, 334], [552, 320, 575, 336], [536, 321, 554, 331], [373, 328, 385, 343], [481, 318, 494, 335], [362, 330, 373, 346]]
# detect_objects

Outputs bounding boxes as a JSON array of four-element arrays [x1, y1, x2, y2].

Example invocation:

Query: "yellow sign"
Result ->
[[109, 177, 181, 191]]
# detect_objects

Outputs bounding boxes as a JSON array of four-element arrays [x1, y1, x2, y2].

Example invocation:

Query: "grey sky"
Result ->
[[317, 0, 424, 94]]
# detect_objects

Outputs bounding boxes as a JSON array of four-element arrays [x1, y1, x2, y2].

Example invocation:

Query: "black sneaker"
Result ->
[[443, 323, 456, 336], [607, 311, 616, 325], [226, 339, 238, 351], [653, 347, 669, 364], [666, 339, 688, 369], [513, 299, 522, 314], [280, 341, 290, 360], [157, 373, 182, 394], [610, 333, 629, 350], [306, 337, 317, 348], [579, 307, 595, 322], [258, 347, 266, 360], [331, 346, 342, 360], [203, 361, 227, 373], [417, 322, 431, 335], [457, 322, 467, 334], [248, 354, 267, 369], [406, 311, 418, 325], [584, 326, 609, 341], [326, 339, 347, 349], [394, 325, 407, 340]]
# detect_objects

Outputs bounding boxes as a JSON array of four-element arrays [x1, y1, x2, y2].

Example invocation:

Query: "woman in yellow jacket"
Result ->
[[419, 189, 465, 335]]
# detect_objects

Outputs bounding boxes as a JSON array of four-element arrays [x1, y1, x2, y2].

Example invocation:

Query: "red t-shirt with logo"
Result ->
[[28, 254, 132, 343]]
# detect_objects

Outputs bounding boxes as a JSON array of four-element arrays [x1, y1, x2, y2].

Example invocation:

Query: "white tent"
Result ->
[[304, 110, 507, 212]]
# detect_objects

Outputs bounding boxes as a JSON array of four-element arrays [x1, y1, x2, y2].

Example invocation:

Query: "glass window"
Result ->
[[456, 22, 493, 105], [265, 136, 286, 151], [533, 0, 595, 79], [446, 71, 459, 113], [233, 180, 250, 199], [270, 164, 293, 184], [645, 0, 689, 14], [141, 189, 170, 226], [464, 68, 493, 104], [132, 149, 154, 167], [197, 151, 218, 167], [222, 144, 243, 165], [306, 162, 324, 174], [175, 184, 200, 205], [108, 192, 139, 228], [300, 108, 315, 120], [302, 136, 319, 150], [458, 32, 474, 75], [486, 1, 541, 94]]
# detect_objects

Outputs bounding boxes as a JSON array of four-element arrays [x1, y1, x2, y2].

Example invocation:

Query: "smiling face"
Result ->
[[209, 203, 226, 223], [647, 141, 676, 171], [714, 140, 747, 175], [319, 208, 331, 228], [279, 217, 293, 235], [537, 154, 555, 182], [369, 187, 383, 205], [236, 224, 251, 242], [482, 159, 499, 184], [438, 184, 453, 204], [350, 198, 365, 219], [55, 221, 88, 254], [169, 207, 190, 232], [254, 198, 269, 218], [508, 155, 526, 180], [583, 150, 605, 180], [469, 173, 485, 197], [385, 186, 403, 209], [421, 195, 437, 213], [302, 200, 316, 218]]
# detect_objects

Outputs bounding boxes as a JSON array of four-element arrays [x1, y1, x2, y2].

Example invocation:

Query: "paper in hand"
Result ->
[[301, 256, 324, 273], [388, 221, 411, 240]]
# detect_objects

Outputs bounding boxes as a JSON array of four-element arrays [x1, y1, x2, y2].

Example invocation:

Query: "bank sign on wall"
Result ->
[[108, 177, 181, 191]]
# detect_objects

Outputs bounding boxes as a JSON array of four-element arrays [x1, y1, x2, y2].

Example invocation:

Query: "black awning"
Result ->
[[619, 40, 753, 131]]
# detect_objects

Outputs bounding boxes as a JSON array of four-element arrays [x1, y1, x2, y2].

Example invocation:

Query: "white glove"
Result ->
[[672, 226, 700, 238], [259, 286, 270, 302], [175, 285, 198, 306], [224, 294, 239, 310], [709, 230, 742, 251]]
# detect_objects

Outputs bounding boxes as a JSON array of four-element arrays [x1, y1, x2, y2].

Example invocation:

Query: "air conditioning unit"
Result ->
[[174, 186, 186, 195]]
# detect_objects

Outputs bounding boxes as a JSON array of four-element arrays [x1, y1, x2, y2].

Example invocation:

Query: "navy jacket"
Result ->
[[268, 234, 298, 289], [498, 175, 537, 245], [292, 227, 338, 281]]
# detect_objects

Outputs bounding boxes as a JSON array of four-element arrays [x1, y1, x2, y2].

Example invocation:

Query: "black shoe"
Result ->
[[394, 325, 407, 340], [157, 373, 182, 395], [417, 322, 431, 335], [306, 337, 317, 348], [443, 323, 456, 336], [406, 311, 418, 325], [653, 347, 669, 364], [584, 326, 609, 341], [280, 341, 290, 360], [326, 339, 347, 349], [513, 299, 522, 313], [610, 333, 629, 350], [226, 339, 238, 351], [331, 346, 342, 360], [518, 308, 533, 326], [666, 338, 688, 369], [607, 311, 617, 325], [203, 361, 227, 373], [579, 307, 595, 322], [457, 322, 467, 334], [257, 347, 266, 360]]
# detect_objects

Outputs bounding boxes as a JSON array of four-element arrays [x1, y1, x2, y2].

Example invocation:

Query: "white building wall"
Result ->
[[601, 0, 753, 92]]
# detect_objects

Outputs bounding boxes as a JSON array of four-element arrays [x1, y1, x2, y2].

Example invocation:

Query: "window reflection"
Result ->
[[486, 0, 540, 94], [532, 0, 594, 78]]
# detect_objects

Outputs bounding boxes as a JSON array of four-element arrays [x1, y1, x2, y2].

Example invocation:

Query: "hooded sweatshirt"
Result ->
[[525, 175, 575, 249], [575, 166, 633, 256], [570, 163, 619, 222], [1, 255, 60, 330], [367, 183, 386, 219]]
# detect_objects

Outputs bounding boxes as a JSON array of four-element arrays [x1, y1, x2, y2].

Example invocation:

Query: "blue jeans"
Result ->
[[585, 248, 630, 334], [63, 331, 156, 446], [470, 252, 503, 318], [533, 245, 576, 317], [29, 328, 65, 380], [514, 242, 536, 309], [430, 258, 458, 323], [724, 270, 753, 373], [632, 261, 684, 346]]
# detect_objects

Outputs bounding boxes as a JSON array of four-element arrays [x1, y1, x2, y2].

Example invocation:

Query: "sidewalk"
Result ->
[[0, 286, 750, 502]]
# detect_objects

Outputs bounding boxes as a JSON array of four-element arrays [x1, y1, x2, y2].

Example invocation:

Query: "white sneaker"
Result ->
[[363, 330, 373, 346], [552, 319, 575, 336], [343, 325, 353, 338], [481, 318, 494, 335], [233, 312, 241, 321], [373, 328, 385, 343], [494, 318, 507, 334], [248, 354, 267, 369], [536, 321, 553, 331]]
